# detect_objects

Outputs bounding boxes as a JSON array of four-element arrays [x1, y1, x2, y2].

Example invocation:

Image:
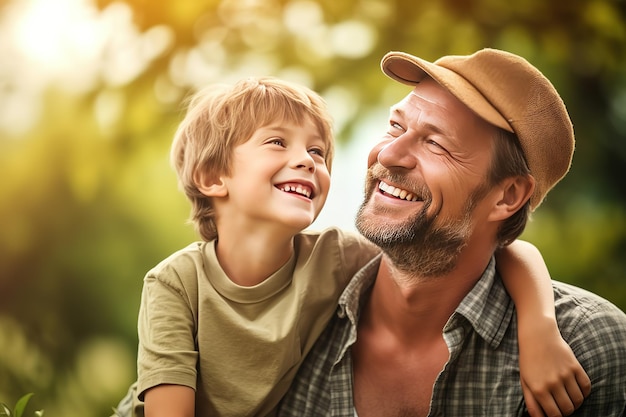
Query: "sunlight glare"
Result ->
[[12, 0, 100, 73], [0, 0, 174, 133]]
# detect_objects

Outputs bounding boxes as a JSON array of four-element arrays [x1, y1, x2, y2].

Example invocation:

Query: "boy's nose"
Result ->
[[293, 151, 316, 173]]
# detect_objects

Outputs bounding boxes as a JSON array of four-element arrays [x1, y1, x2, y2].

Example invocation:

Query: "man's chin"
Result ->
[[356, 215, 418, 250]]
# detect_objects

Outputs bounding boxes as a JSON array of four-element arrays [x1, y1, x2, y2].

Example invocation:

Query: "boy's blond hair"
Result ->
[[170, 76, 335, 241]]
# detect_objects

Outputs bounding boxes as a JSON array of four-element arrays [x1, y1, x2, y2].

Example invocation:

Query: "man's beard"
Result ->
[[355, 168, 481, 278]]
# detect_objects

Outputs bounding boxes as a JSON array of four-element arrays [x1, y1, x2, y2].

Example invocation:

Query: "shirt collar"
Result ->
[[452, 256, 515, 349], [337, 254, 381, 325], [338, 254, 515, 350]]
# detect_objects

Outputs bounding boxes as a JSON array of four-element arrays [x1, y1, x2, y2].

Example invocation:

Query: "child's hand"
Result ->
[[519, 320, 591, 416]]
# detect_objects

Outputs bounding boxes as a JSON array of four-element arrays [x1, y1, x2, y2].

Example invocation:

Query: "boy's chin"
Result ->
[[281, 215, 317, 233]]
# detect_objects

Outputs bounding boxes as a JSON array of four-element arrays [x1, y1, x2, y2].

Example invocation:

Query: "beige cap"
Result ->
[[381, 48, 574, 210]]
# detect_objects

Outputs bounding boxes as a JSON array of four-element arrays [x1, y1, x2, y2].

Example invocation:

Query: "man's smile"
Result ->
[[378, 180, 419, 202]]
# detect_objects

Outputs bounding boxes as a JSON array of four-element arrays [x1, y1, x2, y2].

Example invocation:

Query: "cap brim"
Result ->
[[381, 51, 514, 133]]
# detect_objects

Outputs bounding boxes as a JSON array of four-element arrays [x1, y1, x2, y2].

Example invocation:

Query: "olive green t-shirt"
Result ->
[[136, 227, 379, 416]]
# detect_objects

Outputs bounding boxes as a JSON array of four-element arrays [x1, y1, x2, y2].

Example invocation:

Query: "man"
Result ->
[[278, 49, 626, 416]]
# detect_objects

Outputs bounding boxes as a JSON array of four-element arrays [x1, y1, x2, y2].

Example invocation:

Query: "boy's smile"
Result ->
[[276, 181, 314, 199]]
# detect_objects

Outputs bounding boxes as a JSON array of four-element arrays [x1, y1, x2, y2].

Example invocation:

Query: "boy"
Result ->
[[115, 77, 589, 417]]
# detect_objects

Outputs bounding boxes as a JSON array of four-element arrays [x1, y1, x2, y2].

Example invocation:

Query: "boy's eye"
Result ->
[[269, 138, 285, 147], [309, 147, 325, 158]]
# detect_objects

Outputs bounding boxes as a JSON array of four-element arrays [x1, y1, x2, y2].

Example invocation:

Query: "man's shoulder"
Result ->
[[551, 281, 626, 414], [552, 280, 626, 318], [552, 280, 626, 347]]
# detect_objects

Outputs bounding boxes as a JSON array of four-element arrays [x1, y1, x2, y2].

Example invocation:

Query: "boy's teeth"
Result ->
[[279, 184, 311, 198]]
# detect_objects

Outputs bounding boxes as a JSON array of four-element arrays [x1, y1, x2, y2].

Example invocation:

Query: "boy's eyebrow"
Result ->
[[263, 124, 326, 142], [261, 124, 289, 133]]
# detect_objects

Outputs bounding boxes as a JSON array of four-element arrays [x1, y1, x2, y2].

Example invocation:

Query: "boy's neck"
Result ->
[[214, 231, 296, 287]]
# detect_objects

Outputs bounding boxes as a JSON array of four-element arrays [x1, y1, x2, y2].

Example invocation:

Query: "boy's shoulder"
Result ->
[[147, 241, 209, 278], [298, 226, 374, 248], [296, 227, 380, 270]]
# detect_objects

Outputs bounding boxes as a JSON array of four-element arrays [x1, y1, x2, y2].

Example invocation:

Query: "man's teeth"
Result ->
[[378, 181, 418, 201], [279, 185, 312, 198]]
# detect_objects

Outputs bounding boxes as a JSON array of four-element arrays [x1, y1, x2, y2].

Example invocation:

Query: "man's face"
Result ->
[[356, 78, 499, 277]]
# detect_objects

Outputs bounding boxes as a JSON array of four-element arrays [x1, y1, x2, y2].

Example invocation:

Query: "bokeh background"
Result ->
[[1, 0, 625, 415]]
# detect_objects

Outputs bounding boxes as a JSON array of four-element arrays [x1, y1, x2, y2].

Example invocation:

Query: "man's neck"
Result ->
[[363, 249, 492, 344], [352, 255, 477, 417]]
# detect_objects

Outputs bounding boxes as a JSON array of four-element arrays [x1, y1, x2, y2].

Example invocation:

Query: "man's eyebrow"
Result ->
[[389, 106, 450, 136], [389, 106, 407, 120], [422, 121, 448, 136]]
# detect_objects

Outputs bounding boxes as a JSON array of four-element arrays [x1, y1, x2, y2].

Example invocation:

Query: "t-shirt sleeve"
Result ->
[[136, 261, 199, 399]]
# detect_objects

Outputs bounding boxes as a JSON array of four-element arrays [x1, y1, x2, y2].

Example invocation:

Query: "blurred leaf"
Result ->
[[13, 393, 33, 417]]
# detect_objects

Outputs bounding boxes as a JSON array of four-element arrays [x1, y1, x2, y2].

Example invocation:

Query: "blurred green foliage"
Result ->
[[1, 393, 43, 417], [1, 0, 625, 415]]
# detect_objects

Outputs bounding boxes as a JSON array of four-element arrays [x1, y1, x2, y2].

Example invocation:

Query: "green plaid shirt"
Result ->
[[279, 255, 626, 417]]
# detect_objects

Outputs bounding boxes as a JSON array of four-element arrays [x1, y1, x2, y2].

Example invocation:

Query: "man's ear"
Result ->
[[194, 170, 228, 197], [488, 175, 535, 221]]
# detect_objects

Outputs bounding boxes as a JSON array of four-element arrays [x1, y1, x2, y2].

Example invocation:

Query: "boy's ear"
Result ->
[[488, 175, 535, 222], [194, 170, 228, 197]]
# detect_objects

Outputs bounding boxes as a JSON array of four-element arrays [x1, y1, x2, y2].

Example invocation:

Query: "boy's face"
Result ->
[[216, 116, 331, 235]]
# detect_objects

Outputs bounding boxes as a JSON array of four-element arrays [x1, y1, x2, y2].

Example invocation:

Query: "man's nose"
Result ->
[[376, 135, 417, 169]]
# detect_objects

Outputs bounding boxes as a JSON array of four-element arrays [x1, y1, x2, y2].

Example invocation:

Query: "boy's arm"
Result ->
[[496, 240, 591, 417], [144, 384, 195, 417]]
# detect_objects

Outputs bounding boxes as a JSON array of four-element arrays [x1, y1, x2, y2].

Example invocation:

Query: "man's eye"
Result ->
[[426, 139, 448, 154], [387, 122, 405, 136]]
